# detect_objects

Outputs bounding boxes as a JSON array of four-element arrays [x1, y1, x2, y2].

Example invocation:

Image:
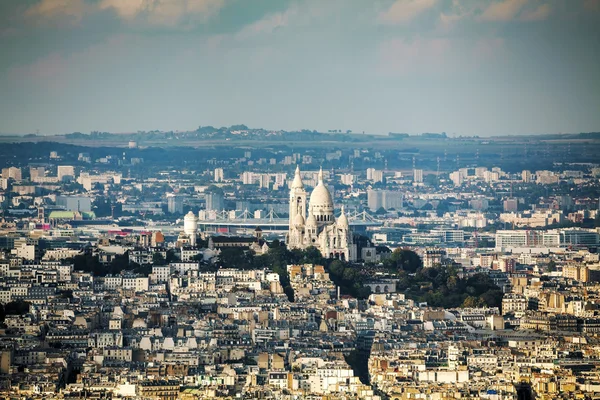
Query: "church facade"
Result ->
[[286, 166, 356, 261]]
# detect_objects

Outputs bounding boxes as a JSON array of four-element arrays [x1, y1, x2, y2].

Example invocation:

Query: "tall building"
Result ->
[[167, 194, 184, 214], [56, 195, 92, 212], [413, 169, 423, 183], [367, 190, 384, 211], [214, 168, 224, 183], [241, 171, 254, 185], [368, 190, 403, 211], [449, 171, 463, 186], [286, 166, 355, 261], [1, 167, 22, 181], [206, 192, 224, 212], [366, 168, 383, 183], [29, 167, 45, 180], [522, 170, 532, 183], [57, 165, 75, 182], [503, 198, 519, 212], [340, 174, 355, 186]]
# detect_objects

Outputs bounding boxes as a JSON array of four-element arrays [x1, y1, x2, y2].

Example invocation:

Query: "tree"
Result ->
[[153, 252, 166, 266], [462, 296, 483, 308], [3, 300, 31, 316], [546, 260, 556, 272], [302, 246, 325, 265], [386, 248, 423, 273]]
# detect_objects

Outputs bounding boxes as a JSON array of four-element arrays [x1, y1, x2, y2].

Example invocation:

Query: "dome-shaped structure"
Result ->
[[294, 213, 305, 226], [306, 211, 317, 227], [291, 165, 304, 189], [309, 168, 335, 223], [337, 206, 349, 228]]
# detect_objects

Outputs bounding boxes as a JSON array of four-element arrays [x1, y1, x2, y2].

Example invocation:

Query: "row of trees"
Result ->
[[65, 242, 501, 308]]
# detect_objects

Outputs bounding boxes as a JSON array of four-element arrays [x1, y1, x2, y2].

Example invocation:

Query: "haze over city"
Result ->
[[1, 0, 600, 136], [3, 2, 600, 400]]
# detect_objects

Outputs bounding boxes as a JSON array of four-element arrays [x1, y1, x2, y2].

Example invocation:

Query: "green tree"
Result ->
[[386, 248, 423, 273], [152, 252, 166, 266], [462, 296, 483, 308]]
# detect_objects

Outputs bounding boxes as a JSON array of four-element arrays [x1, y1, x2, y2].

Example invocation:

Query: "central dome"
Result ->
[[309, 168, 335, 224], [309, 168, 333, 209]]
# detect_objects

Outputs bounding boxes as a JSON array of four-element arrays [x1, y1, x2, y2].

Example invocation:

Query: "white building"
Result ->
[[286, 166, 355, 261], [57, 165, 75, 181], [183, 211, 198, 245]]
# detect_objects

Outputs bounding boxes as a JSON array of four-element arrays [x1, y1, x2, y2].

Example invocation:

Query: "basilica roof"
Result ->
[[309, 168, 334, 210]]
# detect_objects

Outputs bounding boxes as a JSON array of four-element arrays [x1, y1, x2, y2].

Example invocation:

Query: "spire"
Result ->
[[338, 205, 349, 228], [318, 167, 324, 184], [291, 165, 304, 189]]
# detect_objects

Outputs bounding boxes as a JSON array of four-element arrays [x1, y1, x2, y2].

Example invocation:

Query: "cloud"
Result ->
[[99, 0, 224, 26], [236, 7, 297, 39], [479, 0, 528, 21], [98, 0, 143, 20], [25, 0, 87, 24], [24, 0, 224, 27], [378, 0, 438, 25], [520, 3, 552, 21]]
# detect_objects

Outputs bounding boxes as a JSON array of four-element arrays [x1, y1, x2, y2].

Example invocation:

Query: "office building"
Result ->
[[57, 165, 75, 182], [214, 168, 224, 183], [366, 168, 383, 183], [167, 194, 184, 214], [206, 192, 224, 212], [2, 167, 22, 181], [413, 169, 423, 183], [56, 195, 92, 212]]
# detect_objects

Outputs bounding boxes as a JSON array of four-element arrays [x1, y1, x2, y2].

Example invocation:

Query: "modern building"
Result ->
[[367, 190, 403, 211], [206, 192, 224, 212], [56, 195, 92, 212], [167, 194, 184, 214], [366, 168, 383, 183], [413, 169, 423, 183], [214, 168, 224, 183], [2, 167, 22, 181], [57, 165, 75, 181]]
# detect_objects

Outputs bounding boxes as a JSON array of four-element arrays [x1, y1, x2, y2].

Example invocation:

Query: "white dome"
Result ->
[[337, 206, 349, 228], [294, 213, 305, 226], [309, 184, 333, 209], [309, 168, 333, 209], [184, 211, 196, 221], [306, 212, 317, 227]]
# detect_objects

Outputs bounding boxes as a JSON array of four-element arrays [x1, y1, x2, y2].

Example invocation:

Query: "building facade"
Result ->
[[286, 166, 355, 261]]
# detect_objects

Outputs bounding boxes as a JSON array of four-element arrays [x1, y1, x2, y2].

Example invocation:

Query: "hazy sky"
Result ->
[[1, 0, 599, 136]]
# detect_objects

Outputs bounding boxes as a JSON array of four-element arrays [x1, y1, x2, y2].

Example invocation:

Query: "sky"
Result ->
[[0, 0, 599, 136]]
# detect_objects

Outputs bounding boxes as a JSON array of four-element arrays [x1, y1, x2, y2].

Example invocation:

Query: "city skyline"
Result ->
[[1, 0, 600, 136]]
